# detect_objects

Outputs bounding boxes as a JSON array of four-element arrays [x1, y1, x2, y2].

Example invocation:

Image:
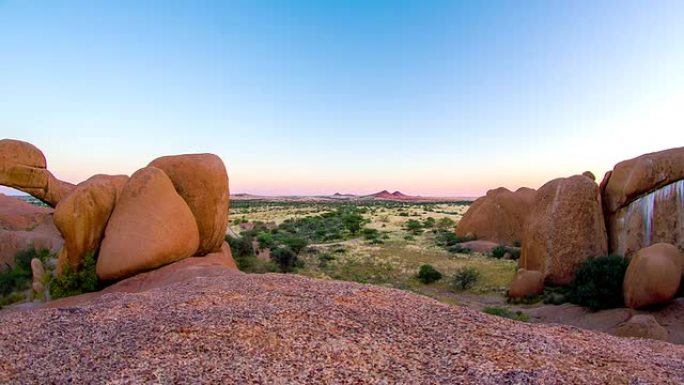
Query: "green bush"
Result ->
[[0, 248, 51, 299], [435, 231, 475, 247], [568, 255, 628, 311], [452, 266, 479, 290], [489, 245, 520, 260], [483, 306, 529, 322], [417, 264, 443, 284], [405, 219, 423, 235], [50, 252, 99, 299], [271, 246, 299, 273], [447, 244, 472, 254]]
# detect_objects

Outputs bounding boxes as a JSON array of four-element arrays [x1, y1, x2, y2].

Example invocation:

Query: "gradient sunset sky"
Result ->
[[2, 1, 684, 197]]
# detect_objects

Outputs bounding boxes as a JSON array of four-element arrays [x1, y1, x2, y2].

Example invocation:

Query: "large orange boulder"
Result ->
[[455, 187, 536, 245], [0, 138, 74, 207], [96, 167, 200, 281], [520, 175, 608, 285], [623, 243, 683, 309], [148, 154, 229, 255], [601, 147, 684, 257], [0, 194, 63, 266], [508, 269, 544, 299], [53, 174, 128, 273]]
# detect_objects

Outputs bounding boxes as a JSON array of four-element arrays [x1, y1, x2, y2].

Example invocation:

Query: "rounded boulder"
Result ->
[[623, 243, 683, 309], [96, 167, 200, 281], [148, 154, 228, 255], [508, 269, 544, 299]]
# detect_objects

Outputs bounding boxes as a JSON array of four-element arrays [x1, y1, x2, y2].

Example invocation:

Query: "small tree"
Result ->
[[417, 264, 443, 284], [452, 267, 479, 290], [271, 246, 298, 273], [405, 219, 423, 235]]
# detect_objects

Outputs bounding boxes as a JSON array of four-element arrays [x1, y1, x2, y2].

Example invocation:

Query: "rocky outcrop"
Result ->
[[2, 269, 684, 384], [455, 187, 535, 245], [613, 314, 670, 342], [30, 258, 46, 298], [0, 194, 63, 266], [149, 154, 229, 255], [601, 147, 684, 257], [508, 269, 544, 299], [96, 167, 200, 281], [0, 139, 74, 207], [53, 175, 128, 273], [520, 175, 608, 285], [623, 243, 683, 309]]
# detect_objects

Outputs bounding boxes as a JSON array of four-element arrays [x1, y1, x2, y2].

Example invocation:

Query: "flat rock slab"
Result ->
[[1, 272, 684, 384]]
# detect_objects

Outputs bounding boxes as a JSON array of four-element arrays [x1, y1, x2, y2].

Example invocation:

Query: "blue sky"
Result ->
[[2, 1, 683, 196]]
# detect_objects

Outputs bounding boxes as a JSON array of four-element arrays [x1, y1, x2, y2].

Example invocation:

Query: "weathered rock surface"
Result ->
[[520, 175, 608, 285], [455, 187, 535, 245], [1, 270, 683, 384], [0, 139, 74, 207], [149, 154, 229, 255], [613, 314, 670, 342], [0, 194, 63, 266], [623, 243, 683, 309], [458, 240, 499, 254], [96, 167, 199, 281], [30, 258, 46, 296], [54, 174, 128, 274], [602, 147, 684, 257], [508, 269, 544, 299]]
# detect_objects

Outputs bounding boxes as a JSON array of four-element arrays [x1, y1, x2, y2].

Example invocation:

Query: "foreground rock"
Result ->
[[149, 154, 229, 255], [623, 243, 683, 309], [455, 187, 535, 245], [53, 174, 128, 273], [601, 147, 684, 257], [613, 314, 670, 342], [1, 271, 683, 384], [96, 167, 199, 281], [508, 269, 544, 299], [520, 175, 608, 285], [0, 194, 63, 266]]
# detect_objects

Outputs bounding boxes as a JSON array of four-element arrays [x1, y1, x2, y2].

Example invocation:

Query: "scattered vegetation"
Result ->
[[482, 306, 530, 322], [490, 245, 520, 260], [50, 252, 99, 299], [416, 264, 443, 284], [0, 248, 51, 306], [452, 267, 480, 290], [568, 255, 628, 311]]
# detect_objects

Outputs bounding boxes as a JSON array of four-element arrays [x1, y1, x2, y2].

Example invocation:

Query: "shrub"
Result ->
[[417, 264, 443, 284], [568, 255, 628, 311], [0, 248, 51, 298], [452, 266, 479, 290], [490, 245, 520, 260], [271, 246, 299, 273], [447, 244, 472, 254], [405, 219, 423, 235], [436, 217, 456, 230], [483, 306, 529, 322], [50, 252, 99, 299], [435, 231, 475, 247]]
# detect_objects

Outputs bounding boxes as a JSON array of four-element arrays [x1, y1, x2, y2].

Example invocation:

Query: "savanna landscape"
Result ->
[[2, 1, 684, 384]]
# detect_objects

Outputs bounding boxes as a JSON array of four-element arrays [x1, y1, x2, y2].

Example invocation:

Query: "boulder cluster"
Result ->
[[457, 146, 684, 309], [0, 138, 235, 285]]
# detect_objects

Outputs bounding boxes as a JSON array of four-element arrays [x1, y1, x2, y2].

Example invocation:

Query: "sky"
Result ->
[[2, 0, 684, 197]]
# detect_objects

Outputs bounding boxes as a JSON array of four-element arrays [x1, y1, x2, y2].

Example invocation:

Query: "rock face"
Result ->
[[0, 139, 74, 207], [96, 167, 200, 281], [2, 270, 684, 384], [623, 243, 683, 309], [508, 269, 544, 299], [31, 258, 46, 297], [0, 194, 63, 266], [53, 175, 128, 273], [148, 154, 229, 255], [601, 147, 684, 257], [520, 175, 608, 285], [613, 314, 670, 342], [455, 187, 536, 245]]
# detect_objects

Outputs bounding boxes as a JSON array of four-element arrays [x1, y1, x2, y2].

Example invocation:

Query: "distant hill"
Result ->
[[231, 191, 476, 203]]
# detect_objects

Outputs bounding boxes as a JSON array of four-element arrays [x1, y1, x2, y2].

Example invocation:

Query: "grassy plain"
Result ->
[[229, 200, 517, 308]]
